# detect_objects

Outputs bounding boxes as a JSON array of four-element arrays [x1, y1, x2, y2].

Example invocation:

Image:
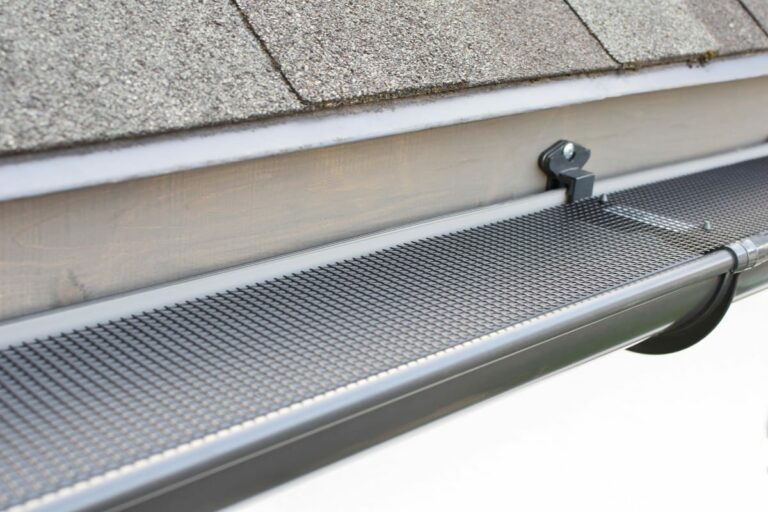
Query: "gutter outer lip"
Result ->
[[1, 53, 768, 202], [22, 250, 736, 512]]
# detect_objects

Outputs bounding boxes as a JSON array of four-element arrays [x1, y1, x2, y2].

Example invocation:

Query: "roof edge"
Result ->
[[1, 53, 768, 202]]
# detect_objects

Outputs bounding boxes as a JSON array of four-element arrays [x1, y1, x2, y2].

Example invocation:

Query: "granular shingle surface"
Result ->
[[1, 0, 767, 157], [0, 0, 303, 154], [236, 0, 616, 104], [687, 0, 768, 54], [567, 0, 717, 64], [741, 0, 768, 33]]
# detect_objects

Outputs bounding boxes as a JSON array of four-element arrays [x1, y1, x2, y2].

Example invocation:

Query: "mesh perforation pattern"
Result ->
[[2, 157, 768, 509]]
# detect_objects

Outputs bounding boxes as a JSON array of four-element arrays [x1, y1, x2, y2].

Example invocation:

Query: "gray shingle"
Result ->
[[236, 0, 616, 104], [741, 0, 768, 33], [2, 1, 766, 158], [687, 0, 768, 54], [0, 0, 303, 155], [566, 0, 718, 65]]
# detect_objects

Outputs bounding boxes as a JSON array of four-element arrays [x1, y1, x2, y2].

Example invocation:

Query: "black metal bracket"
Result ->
[[538, 140, 595, 203]]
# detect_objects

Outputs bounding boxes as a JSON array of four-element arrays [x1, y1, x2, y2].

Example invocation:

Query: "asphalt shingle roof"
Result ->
[[568, 0, 768, 64], [686, 0, 768, 55], [568, 0, 725, 65], [1, 0, 766, 156], [236, 0, 616, 104], [741, 0, 768, 33], [0, 0, 302, 154]]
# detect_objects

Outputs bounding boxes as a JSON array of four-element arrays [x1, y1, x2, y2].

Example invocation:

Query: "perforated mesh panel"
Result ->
[[2, 157, 768, 509]]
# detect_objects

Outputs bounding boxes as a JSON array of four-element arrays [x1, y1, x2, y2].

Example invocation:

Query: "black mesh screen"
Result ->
[[2, 157, 768, 509]]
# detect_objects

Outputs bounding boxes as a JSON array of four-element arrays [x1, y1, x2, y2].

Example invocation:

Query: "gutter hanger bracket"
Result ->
[[538, 140, 595, 203]]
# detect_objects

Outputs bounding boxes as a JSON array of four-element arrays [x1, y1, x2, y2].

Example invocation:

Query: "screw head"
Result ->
[[562, 142, 575, 161]]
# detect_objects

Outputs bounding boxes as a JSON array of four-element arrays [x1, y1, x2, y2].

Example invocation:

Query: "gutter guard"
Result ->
[[2, 155, 768, 511]]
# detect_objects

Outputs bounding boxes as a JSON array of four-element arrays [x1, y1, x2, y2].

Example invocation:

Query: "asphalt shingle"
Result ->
[[566, 0, 718, 65], [1, 1, 767, 157], [741, 0, 768, 33], [0, 0, 303, 155], [687, 0, 768, 54], [236, 0, 617, 104]]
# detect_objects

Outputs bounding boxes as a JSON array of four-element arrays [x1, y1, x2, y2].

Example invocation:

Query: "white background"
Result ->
[[229, 291, 768, 512]]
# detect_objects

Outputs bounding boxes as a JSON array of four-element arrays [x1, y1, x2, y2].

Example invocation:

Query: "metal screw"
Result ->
[[599, 193, 609, 204], [562, 142, 575, 161], [702, 220, 713, 232]]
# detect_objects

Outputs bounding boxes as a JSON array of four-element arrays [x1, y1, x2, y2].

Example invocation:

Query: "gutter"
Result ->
[[3, 144, 768, 511], [1, 53, 768, 202], [25, 251, 739, 512], [3, 142, 768, 348]]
